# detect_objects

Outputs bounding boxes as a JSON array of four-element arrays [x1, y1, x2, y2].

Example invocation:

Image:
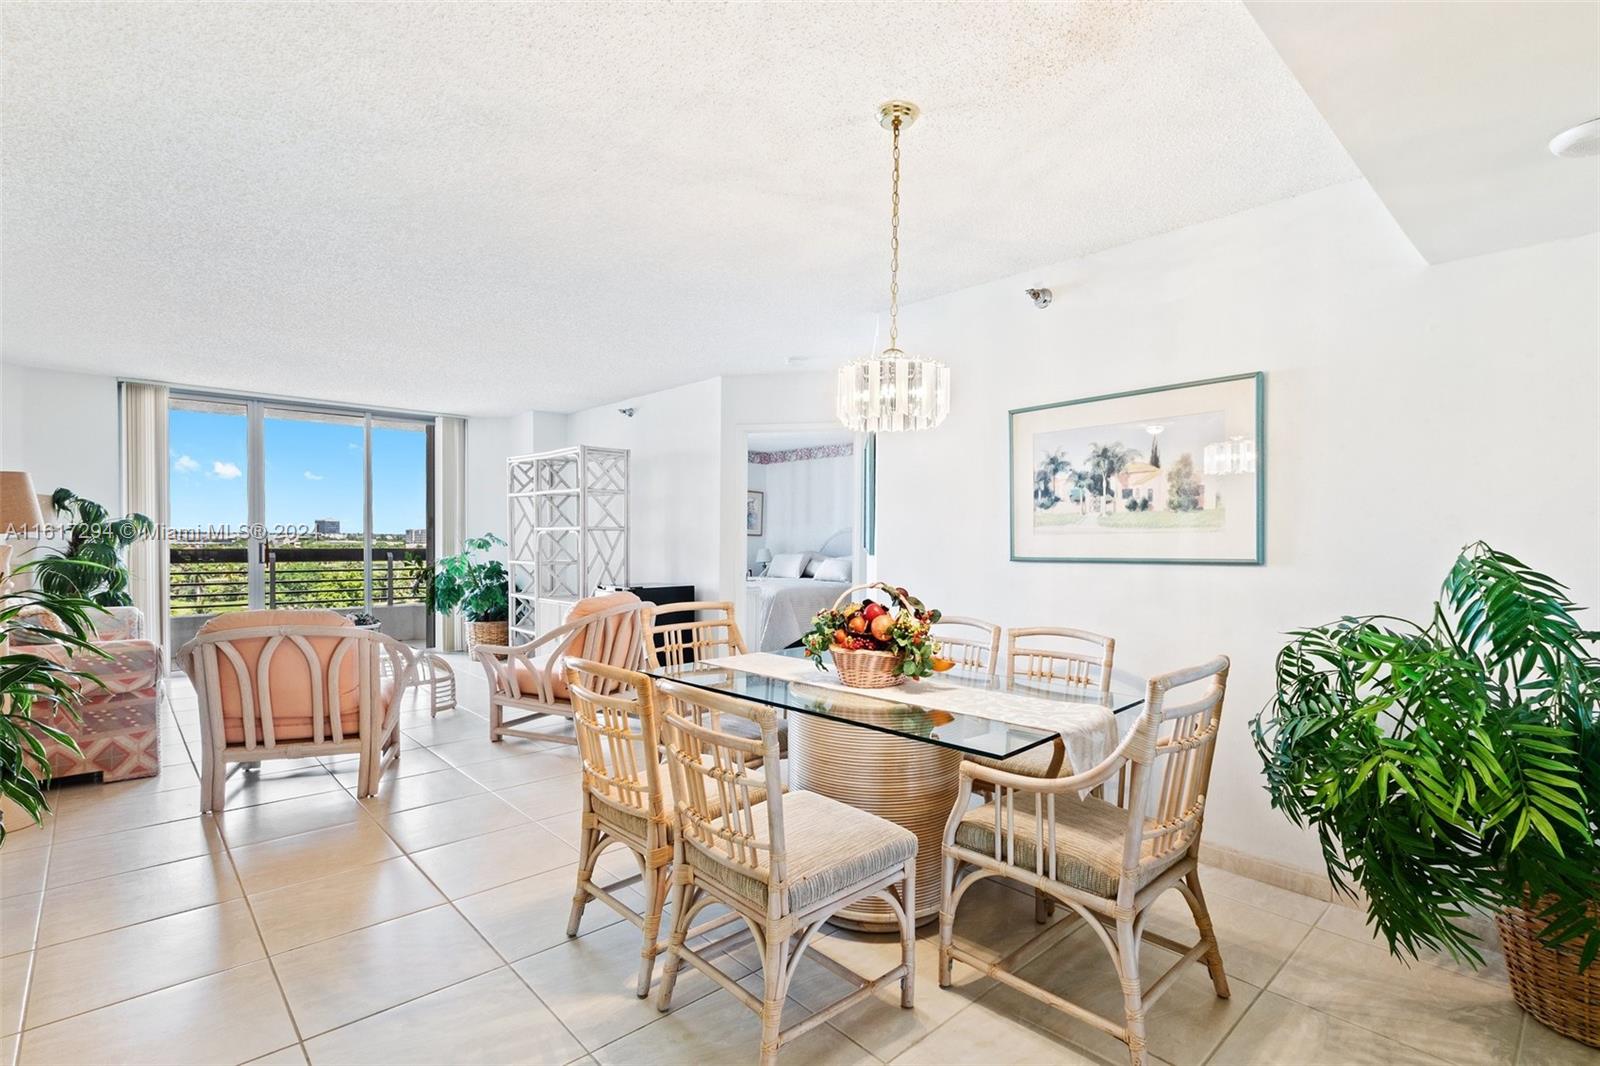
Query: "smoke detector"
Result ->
[[1549, 118, 1600, 158]]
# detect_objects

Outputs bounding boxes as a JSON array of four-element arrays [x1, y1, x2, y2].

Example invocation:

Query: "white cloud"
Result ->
[[211, 460, 242, 480], [303, 470, 323, 481], [173, 454, 199, 473]]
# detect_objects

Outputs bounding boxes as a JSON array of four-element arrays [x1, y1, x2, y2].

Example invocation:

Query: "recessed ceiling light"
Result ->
[[1548, 118, 1600, 159]]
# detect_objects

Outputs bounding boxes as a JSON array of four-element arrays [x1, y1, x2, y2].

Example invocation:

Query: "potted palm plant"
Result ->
[[432, 533, 509, 651], [0, 559, 104, 845], [33, 489, 154, 606], [1252, 542, 1599, 1047]]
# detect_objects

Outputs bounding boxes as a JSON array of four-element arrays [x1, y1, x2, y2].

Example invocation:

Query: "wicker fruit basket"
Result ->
[[467, 619, 509, 652], [812, 582, 934, 688], [829, 646, 907, 689], [1497, 899, 1600, 1048]]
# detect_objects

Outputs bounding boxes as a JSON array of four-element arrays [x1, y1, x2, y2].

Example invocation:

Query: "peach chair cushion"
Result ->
[[508, 591, 642, 701], [196, 610, 371, 745]]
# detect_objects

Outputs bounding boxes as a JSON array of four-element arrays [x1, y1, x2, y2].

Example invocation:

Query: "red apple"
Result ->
[[869, 613, 894, 642]]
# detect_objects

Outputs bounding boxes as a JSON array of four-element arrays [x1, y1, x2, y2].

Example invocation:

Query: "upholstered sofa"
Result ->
[[21, 606, 165, 783]]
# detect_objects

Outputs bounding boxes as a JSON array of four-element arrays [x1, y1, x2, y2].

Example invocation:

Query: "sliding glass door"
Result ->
[[168, 395, 433, 646]]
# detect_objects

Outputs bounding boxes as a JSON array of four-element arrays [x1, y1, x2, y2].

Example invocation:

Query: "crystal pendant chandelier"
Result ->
[[837, 101, 951, 433]]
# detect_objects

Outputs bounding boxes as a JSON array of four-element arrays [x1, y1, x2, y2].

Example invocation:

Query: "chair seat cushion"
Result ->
[[953, 792, 1183, 898], [966, 739, 1064, 779], [685, 790, 915, 913], [508, 660, 563, 703]]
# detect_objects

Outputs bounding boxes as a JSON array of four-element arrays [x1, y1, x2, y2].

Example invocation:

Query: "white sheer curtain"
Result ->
[[434, 416, 466, 652], [121, 382, 170, 650]]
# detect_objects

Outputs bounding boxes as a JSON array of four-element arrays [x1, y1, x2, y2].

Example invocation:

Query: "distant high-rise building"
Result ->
[[405, 528, 428, 546], [314, 518, 340, 535]]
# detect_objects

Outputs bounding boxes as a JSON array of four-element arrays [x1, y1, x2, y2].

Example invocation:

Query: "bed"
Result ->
[[743, 530, 854, 652]]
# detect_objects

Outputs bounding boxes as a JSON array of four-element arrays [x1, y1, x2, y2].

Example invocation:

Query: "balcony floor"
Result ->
[[1, 656, 1593, 1066]]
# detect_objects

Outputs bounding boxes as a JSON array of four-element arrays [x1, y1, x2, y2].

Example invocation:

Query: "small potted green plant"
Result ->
[[1252, 543, 1598, 1047], [433, 533, 509, 650], [346, 611, 381, 631]]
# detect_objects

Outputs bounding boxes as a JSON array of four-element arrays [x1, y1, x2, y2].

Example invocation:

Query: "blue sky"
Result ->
[[169, 409, 426, 535]]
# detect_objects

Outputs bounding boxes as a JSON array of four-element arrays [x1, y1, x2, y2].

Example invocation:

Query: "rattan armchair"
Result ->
[[474, 595, 647, 745], [179, 610, 418, 812], [939, 656, 1231, 1066]]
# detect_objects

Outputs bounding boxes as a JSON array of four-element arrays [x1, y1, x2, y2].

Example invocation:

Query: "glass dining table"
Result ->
[[646, 648, 1146, 930]]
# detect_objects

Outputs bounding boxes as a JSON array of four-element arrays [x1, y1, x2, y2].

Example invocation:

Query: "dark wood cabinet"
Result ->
[[600, 583, 697, 661]]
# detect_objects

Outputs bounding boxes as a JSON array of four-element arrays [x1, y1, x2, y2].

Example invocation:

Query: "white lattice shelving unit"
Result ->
[[506, 445, 629, 642]]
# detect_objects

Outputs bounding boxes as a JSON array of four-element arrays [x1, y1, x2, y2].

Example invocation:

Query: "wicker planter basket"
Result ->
[[467, 619, 509, 652], [1497, 899, 1600, 1048], [829, 646, 906, 689]]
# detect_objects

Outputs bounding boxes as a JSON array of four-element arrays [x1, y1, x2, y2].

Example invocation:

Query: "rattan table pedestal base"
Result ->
[[787, 697, 960, 931]]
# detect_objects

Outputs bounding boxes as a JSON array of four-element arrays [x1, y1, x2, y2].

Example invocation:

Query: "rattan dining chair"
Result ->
[[563, 658, 749, 997], [641, 600, 749, 669], [654, 680, 918, 1066], [645, 600, 787, 761], [1007, 626, 1115, 694], [967, 626, 1119, 783], [930, 615, 1001, 681], [939, 656, 1231, 1066]]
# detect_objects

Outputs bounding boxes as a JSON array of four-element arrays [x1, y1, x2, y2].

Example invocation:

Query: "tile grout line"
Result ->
[[1253, 924, 1504, 1065], [1197, 902, 1323, 1066], [279, 708, 594, 1056], [6, 683, 498, 1044], [211, 814, 312, 1053]]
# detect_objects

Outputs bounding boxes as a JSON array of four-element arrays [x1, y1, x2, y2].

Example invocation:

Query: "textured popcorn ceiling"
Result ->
[[0, 2, 1356, 415]]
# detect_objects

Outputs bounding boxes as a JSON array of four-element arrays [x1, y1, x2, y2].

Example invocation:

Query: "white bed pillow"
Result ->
[[813, 556, 852, 582], [767, 553, 809, 579]]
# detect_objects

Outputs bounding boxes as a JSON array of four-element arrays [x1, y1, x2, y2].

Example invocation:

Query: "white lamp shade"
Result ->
[[756, 548, 774, 564]]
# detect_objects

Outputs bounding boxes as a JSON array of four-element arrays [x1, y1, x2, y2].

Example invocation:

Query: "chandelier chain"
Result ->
[[888, 115, 900, 352]]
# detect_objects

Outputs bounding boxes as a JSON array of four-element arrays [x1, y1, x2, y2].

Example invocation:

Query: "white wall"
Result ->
[[567, 377, 725, 599], [0, 363, 121, 514], [464, 411, 570, 559], [876, 179, 1600, 873]]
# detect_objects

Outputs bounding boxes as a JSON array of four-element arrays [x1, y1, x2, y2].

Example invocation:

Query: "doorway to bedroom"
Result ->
[[743, 429, 859, 651]]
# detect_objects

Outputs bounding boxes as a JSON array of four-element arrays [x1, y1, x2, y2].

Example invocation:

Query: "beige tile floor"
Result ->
[[1, 655, 1596, 1066]]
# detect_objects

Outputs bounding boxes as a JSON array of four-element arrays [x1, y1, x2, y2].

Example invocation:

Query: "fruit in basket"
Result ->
[[862, 601, 888, 623], [847, 613, 870, 636], [869, 613, 895, 642]]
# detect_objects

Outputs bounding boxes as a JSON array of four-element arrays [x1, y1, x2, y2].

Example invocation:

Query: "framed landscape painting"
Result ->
[[1009, 372, 1264, 565]]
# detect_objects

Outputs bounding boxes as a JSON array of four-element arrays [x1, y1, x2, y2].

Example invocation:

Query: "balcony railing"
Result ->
[[170, 545, 430, 616]]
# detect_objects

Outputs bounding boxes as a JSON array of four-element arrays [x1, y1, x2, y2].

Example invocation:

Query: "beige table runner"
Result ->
[[702, 652, 1119, 776]]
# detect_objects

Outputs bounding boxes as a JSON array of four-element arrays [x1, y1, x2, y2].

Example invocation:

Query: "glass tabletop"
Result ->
[[645, 648, 1145, 761]]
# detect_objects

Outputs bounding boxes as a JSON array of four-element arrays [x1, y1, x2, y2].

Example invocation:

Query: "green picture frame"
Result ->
[[1008, 372, 1265, 565]]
